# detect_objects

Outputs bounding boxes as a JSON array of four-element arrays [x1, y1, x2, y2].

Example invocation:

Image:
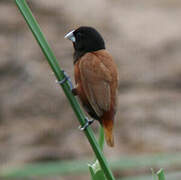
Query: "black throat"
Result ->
[[73, 51, 85, 64]]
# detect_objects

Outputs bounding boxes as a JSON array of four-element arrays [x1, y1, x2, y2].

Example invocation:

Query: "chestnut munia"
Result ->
[[65, 26, 118, 147]]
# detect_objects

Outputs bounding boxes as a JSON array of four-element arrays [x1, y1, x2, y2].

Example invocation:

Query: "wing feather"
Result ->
[[79, 53, 112, 117]]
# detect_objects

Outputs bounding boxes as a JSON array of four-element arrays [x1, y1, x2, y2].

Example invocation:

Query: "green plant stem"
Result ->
[[98, 126, 104, 151], [14, 0, 115, 179]]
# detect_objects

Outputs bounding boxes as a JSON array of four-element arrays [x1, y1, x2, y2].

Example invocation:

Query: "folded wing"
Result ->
[[79, 53, 112, 118]]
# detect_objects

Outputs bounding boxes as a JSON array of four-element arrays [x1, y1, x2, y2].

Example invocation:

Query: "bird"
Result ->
[[64, 26, 118, 147]]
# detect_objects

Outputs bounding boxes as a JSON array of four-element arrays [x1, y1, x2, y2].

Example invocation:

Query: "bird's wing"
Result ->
[[79, 53, 112, 117]]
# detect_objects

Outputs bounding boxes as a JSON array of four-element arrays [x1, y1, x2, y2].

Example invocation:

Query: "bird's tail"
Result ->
[[102, 118, 114, 147]]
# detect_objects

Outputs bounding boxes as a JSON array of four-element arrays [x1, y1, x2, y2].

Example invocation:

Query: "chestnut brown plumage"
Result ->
[[65, 26, 118, 147]]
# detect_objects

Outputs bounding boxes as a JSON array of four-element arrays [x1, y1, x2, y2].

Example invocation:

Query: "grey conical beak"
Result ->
[[64, 30, 76, 42]]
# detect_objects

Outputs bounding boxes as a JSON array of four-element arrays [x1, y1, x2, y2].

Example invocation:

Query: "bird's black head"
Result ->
[[65, 26, 105, 62]]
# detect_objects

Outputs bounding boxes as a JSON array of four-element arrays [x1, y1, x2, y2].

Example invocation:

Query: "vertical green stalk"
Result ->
[[15, 0, 115, 179], [98, 126, 104, 152]]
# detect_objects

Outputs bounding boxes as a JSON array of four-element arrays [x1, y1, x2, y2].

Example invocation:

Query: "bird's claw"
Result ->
[[79, 117, 94, 131], [56, 70, 74, 90]]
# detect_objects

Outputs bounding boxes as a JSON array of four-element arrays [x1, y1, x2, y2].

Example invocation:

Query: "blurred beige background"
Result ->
[[0, 0, 181, 179]]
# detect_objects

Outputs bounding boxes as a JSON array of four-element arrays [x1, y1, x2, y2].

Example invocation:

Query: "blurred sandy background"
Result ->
[[0, 0, 181, 179]]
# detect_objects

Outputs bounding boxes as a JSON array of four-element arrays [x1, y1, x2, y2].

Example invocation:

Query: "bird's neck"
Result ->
[[73, 51, 86, 64]]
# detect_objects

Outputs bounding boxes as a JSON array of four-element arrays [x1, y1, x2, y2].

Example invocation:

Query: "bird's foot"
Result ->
[[71, 88, 78, 96], [56, 70, 74, 90], [79, 117, 94, 131]]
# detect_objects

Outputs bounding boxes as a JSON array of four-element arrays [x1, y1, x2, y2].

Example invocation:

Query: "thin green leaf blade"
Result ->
[[157, 169, 166, 180], [88, 160, 106, 180], [98, 126, 104, 151]]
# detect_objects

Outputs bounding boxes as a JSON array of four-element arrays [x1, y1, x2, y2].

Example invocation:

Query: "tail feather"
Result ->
[[104, 125, 114, 147], [102, 118, 114, 147]]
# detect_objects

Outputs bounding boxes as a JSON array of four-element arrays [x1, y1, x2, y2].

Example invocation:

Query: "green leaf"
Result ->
[[89, 160, 106, 180], [98, 126, 104, 151], [157, 169, 166, 180]]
